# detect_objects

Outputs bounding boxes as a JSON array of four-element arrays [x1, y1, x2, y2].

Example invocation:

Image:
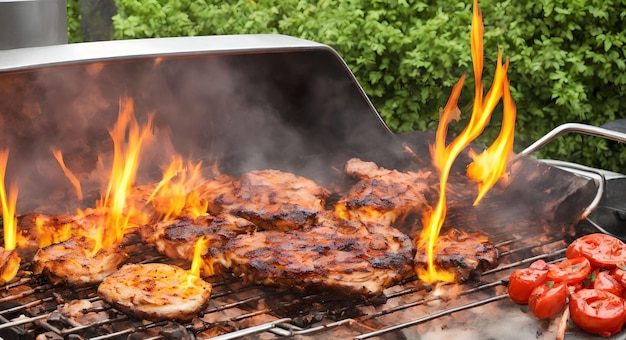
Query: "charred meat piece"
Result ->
[[218, 213, 415, 300], [335, 158, 434, 226], [414, 228, 499, 283], [98, 263, 212, 322], [32, 236, 127, 286], [140, 214, 257, 265], [219, 170, 330, 231]]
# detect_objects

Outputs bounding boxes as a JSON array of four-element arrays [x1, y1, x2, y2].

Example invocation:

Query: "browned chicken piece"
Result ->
[[0, 247, 20, 283], [32, 236, 127, 286], [17, 213, 107, 259], [218, 212, 415, 301], [97, 263, 212, 322], [414, 228, 499, 283], [335, 158, 434, 226], [140, 214, 257, 265], [195, 174, 238, 214], [219, 169, 330, 231]]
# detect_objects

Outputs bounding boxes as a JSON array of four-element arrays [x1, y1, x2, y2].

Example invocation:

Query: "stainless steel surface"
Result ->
[[541, 159, 606, 219], [0, 34, 331, 71], [518, 122, 626, 236], [519, 122, 626, 156], [0, 0, 67, 50]]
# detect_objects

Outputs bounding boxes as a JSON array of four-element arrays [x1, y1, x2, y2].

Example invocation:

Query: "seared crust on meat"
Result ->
[[98, 263, 212, 322], [140, 214, 257, 263], [32, 236, 127, 286], [336, 158, 433, 226], [196, 174, 238, 214], [218, 213, 415, 300], [219, 170, 330, 231], [414, 228, 498, 283]]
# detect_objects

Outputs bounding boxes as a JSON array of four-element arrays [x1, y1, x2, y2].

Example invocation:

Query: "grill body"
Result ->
[[0, 35, 617, 339]]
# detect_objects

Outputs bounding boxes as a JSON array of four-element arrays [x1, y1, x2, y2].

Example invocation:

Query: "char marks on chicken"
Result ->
[[196, 174, 238, 214], [335, 158, 434, 226], [98, 263, 212, 322], [218, 169, 330, 231], [140, 214, 257, 265], [414, 228, 499, 283], [218, 211, 415, 300], [32, 236, 128, 286]]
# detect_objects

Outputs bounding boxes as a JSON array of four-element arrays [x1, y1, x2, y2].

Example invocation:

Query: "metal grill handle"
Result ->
[[518, 123, 626, 220]]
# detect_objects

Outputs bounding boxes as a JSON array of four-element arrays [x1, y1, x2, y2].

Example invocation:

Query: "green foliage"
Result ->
[[67, 0, 82, 43], [109, 0, 626, 171]]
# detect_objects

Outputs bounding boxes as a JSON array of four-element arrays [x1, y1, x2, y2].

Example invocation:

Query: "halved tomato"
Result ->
[[567, 234, 626, 268], [529, 259, 549, 271], [528, 282, 567, 319], [569, 289, 626, 337], [593, 271, 624, 298], [611, 264, 626, 289], [508, 266, 548, 304], [547, 257, 591, 284]]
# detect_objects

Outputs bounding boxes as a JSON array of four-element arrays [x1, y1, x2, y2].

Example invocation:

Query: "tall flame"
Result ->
[[0, 150, 20, 282], [466, 75, 517, 204], [0, 150, 18, 251], [416, 0, 516, 283], [94, 97, 154, 252]]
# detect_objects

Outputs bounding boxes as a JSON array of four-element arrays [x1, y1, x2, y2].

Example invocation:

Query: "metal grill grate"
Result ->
[[0, 225, 574, 339]]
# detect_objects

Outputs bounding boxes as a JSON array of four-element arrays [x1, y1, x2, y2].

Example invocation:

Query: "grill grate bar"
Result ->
[[89, 320, 170, 340], [208, 318, 294, 340], [59, 310, 127, 336], [0, 313, 49, 331], [484, 248, 566, 275], [354, 294, 509, 339], [0, 283, 53, 304], [0, 296, 53, 317]]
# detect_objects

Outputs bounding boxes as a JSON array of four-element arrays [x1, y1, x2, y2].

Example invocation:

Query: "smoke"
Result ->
[[0, 44, 401, 214]]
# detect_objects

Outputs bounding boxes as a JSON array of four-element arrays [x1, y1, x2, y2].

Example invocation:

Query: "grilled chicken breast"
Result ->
[[335, 158, 434, 226], [219, 169, 330, 231], [97, 263, 212, 322], [414, 228, 499, 283], [140, 214, 257, 266], [218, 212, 415, 300], [32, 236, 127, 286]]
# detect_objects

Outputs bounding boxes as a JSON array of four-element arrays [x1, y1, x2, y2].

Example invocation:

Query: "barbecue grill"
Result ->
[[0, 34, 625, 340]]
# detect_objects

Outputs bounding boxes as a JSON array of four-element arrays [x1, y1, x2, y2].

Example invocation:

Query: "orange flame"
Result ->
[[466, 74, 516, 204], [188, 235, 213, 284], [92, 97, 154, 252], [147, 157, 208, 220], [51, 148, 84, 201], [0, 150, 20, 282], [417, 0, 516, 283], [0, 150, 18, 251]]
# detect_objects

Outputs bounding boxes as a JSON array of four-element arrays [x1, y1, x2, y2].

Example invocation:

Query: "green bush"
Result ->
[[67, 0, 82, 43], [109, 0, 626, 171]]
